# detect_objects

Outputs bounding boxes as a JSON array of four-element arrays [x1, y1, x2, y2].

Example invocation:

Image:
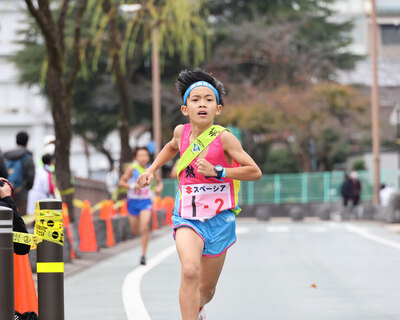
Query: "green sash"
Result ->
[[176, 125, 227, 182], [132, 162, 154, 191], [132, 163, 146, 173]]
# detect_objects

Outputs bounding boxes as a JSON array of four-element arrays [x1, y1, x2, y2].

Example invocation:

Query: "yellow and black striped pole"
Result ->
[[36, 199, 64, 320], [0, 206, 14, 320]]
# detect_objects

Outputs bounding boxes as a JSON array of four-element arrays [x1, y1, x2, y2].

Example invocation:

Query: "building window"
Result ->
[[381, 24, 400, 45]]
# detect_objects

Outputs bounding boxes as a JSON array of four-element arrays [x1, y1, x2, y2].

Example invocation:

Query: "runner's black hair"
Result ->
[[175, 69, 225, 106], [133, 147, 151, 159]]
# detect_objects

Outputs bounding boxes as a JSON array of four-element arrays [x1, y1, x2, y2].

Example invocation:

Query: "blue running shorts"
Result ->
[[172, 210, 237, 257], [127, 198, 152, 216]]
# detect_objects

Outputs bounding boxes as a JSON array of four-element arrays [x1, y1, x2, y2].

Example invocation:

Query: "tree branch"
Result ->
[[57, 0, 72, 52], [66, 0, 88, 94], [25, 0, 48, 36]]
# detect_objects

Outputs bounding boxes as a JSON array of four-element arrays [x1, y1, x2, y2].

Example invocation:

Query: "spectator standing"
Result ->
[[0, 149, 8, 178], [340, 173, 353, 207], [4, 131, 35, 215], [0, 178, 30, 255], [27, 154, 55, 215], [350, 170, 362, 208], [380, 183, 396, 207]]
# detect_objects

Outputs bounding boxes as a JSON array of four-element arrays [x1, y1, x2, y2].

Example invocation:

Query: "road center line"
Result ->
[[122, 245, 176, 320], [346, 224, 400, 251]]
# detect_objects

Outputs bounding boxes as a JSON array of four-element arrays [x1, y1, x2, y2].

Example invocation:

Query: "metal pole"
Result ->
[[37, 199, 64, 320], [152, 25, 162, 156], [0, 206, 14, 320], [396, 103, 400, 177], [370, 0, 381, 205]]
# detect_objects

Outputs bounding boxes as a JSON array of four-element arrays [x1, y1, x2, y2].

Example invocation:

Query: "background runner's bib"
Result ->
[[127, 163, 152, 199]]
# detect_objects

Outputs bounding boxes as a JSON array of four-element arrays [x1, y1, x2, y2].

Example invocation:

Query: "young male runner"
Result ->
[[119, 147, 163, 265], [137, 69, 261, 319]]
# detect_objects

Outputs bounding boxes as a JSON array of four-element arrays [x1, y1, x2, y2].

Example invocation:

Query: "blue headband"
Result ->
[[183, 81, 220, 105]]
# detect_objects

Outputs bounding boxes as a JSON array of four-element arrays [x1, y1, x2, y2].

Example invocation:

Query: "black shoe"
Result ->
[[140, 256, 146, 265]]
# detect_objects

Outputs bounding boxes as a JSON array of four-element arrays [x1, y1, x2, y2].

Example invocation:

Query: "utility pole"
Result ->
[[151, 26, 161, 156], [396, 102, 400, 187], [370, 0, 381, 205]]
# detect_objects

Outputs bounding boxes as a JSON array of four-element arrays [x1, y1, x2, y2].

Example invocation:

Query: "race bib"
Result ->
[[180, 183, 231, 220], [127, 186, 152, 199]]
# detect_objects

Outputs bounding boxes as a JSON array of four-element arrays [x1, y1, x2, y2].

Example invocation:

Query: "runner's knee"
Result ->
[[140, 224, 149, 234], [181, 264, 200, 283]]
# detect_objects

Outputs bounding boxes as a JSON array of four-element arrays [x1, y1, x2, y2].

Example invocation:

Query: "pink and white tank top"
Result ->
[[178, 124, 240, 220]]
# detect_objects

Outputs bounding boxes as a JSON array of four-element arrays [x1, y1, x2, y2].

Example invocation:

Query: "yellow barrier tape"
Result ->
[[13, 203, 64, 249], [22, 215, 36, 225], [113, 200, 125, 210], [112, 187, 127, 200], [13, 231, 42, 249], [73, 199, 85, 208], [91, 200, 107, 212], [37, 262, 64, 273], [73, 198, 115, 213], [59, 187, 75, 196]]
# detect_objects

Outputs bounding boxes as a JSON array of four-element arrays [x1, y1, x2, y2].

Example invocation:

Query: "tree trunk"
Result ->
[[47, 66, 75, 222], [24, 0, 87, 223]]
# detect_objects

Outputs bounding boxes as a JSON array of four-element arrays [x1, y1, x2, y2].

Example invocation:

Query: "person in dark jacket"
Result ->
[[0, 150, 8, 178], [4, 131, 35, 216], [350, 170, 362, 207], [0, 178, 30, 255], [0, 151, 8, 179], [340, 173, 353, 207]]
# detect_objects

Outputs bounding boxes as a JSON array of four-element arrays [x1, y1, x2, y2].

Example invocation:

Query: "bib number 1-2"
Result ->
[[181, 183, 231, 219]]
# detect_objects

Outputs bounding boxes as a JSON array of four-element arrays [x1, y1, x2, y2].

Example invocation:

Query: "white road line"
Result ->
[[346, 224, 400, 251], [309, 227, 327, 233], [236, 227, 249, 234], [122, 245, 176, 320], [267, 226, 290, 233]]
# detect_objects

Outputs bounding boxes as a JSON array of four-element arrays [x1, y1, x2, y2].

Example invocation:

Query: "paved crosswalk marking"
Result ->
[[267, 226, 290, 233], [309, 227, 327, 233], [236, 227, 249, 234]]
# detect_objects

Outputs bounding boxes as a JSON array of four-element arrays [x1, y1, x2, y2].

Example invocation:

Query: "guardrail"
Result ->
[[162, 170, 400, 205]]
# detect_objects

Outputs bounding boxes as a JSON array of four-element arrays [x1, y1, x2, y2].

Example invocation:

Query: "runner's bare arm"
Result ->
[[137, 125, 183, 187], [196, 131, 261, 181], [119, 167, 134, 189]]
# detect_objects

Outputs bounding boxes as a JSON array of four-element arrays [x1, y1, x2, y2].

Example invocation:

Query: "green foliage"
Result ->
[[263, 146, 300, 174], [208, 0, 362, 86], [13, 0, 210, 163], [352, 159, 366, 171]]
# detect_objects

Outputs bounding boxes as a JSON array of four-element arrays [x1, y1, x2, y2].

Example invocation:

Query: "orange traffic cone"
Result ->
[[100, 200, 115, 247], [110, 200, 117, 217], [151, 196, 162, 230], [78, 200, 98, 252], [14, 253, 38, 314], [151, 209, 159, 230], [63, 203, 76, 259], [119, 200, 129, 216], [153, 196, 163, 210], [162, 196, 175, 226]]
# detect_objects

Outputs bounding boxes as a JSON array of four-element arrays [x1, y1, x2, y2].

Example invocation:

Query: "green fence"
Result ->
[[162, 170, 399, 205]]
